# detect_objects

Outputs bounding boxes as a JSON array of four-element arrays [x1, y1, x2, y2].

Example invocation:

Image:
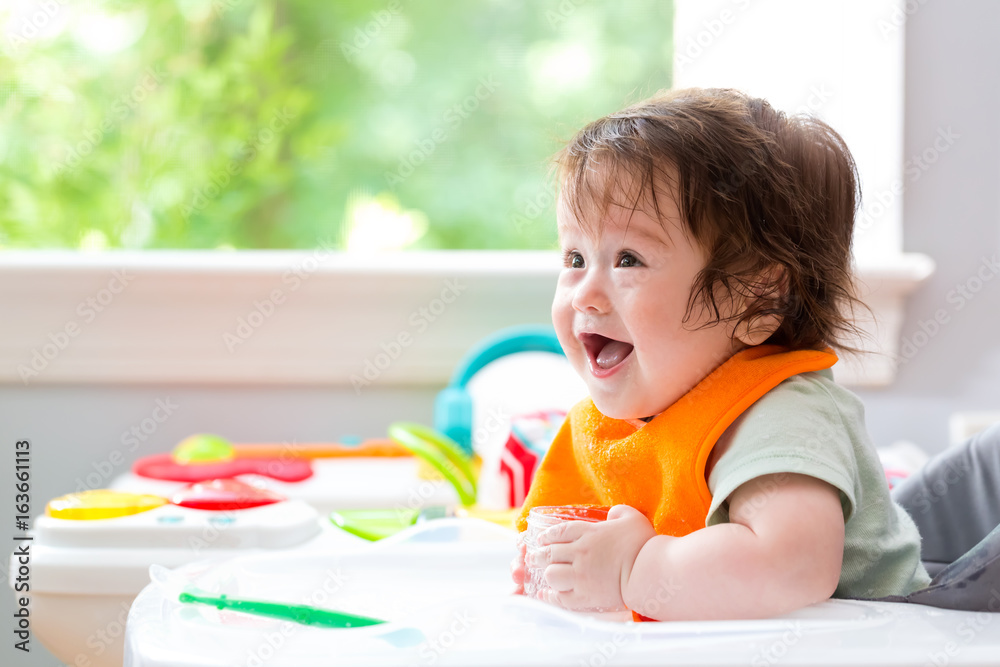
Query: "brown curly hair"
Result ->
[[554, 87, 868, 353]]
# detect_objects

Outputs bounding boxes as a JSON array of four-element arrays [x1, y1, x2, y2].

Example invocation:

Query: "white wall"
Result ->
[[853, 0, 1000, 449], [673, 0, 907, 262]]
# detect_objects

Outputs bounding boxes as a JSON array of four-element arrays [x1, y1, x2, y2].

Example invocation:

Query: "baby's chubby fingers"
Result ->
[[536, 519, 591, 546], [542, 563, 576, 593], [525, 542, 574, 568], [510, 537, 528, 593], [510, 554, 525, 578], [542, 582, 596, 612], [607, 504, 646, 522]]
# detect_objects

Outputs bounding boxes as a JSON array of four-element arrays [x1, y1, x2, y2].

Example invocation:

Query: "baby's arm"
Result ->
[[623, 473, 845, 620]]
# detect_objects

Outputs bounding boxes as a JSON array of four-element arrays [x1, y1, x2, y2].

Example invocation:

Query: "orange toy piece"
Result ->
[[232, 440, 412, 459], [516, 345, 838, 536]]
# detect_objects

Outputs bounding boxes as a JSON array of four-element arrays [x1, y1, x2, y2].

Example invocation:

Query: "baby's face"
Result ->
[[552, 188, 742, 420]]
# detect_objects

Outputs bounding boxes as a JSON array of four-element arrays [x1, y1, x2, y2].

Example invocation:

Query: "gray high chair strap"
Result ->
[[894, 522, 1000, 612], [891, 422, 1000, 573], [876, 422, 1000, 612]]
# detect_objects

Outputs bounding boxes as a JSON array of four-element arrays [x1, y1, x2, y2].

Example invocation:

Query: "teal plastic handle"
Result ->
[[435, 325, 564, 452], [388, 422, 477, 506], [178, 591, 385, 629]]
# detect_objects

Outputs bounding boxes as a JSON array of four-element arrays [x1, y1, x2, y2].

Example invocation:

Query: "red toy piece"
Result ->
[[499, 410, 566, 508], [170, 478, 287, 510], [132, 453, 314, 483]]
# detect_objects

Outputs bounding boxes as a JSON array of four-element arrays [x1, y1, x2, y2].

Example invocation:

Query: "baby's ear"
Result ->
[[732, 265, 786, 347]]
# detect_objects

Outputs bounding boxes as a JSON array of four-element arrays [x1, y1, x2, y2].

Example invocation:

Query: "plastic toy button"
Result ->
[[170, 478, 286, 511], [173, 434, 235, 464], [46, 490, 168, 520]]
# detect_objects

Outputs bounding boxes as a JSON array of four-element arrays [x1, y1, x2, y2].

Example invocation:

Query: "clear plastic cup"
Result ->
[[522, 505, 610, 602]]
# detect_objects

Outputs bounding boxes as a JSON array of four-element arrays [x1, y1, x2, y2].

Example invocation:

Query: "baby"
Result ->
[[510, 87, 931, 621]]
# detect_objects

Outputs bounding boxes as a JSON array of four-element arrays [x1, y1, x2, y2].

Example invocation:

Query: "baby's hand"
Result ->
[[510, 533, 527, 594], [533, 505, 655, 611]]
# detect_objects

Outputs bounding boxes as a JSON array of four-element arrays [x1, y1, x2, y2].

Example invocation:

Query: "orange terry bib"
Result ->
[[516, 345, 838, 535]]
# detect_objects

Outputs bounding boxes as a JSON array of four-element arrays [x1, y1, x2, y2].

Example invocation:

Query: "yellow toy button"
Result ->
[[46, 490, 168, 520]]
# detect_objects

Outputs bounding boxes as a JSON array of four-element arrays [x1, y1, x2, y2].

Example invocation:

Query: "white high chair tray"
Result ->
[[125, 519, 1000, 667]]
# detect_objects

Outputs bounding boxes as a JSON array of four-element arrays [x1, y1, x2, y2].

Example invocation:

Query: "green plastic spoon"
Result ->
[[178, 591, 385, 629]]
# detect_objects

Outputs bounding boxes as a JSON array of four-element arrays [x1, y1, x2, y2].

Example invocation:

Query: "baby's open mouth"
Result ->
[[580, 333, 635, 371]]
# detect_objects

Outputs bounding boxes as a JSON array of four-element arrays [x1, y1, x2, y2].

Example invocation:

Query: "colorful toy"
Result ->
[[427, 324, 589, 510], [15, 482, 361, 667], [130, 435, 410, 484], [112, 435, 458, 514], [22, 326, 583, 667], [329, 422, 519, 540], [433, 325, 567, 455], [499, 410, 566, 508]]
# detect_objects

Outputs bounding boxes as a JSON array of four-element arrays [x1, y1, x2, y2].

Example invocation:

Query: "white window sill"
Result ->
[[0, 250, 933, 388]]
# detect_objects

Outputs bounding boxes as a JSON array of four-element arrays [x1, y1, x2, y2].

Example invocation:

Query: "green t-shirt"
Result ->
[[706, 369, 932, 598]]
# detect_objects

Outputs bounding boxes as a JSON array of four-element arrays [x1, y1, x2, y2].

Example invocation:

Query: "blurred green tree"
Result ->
[[0, 0, 673, 250]]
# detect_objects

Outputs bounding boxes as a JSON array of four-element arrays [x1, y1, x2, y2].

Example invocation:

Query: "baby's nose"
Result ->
[[571, 274, 611, 314]]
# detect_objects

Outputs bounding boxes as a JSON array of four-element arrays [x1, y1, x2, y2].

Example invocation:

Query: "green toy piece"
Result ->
[[172, 434, 235, 464], [330, 508, 422, 541], [388, 422, 477, 505], [328, 423, 478, 542]]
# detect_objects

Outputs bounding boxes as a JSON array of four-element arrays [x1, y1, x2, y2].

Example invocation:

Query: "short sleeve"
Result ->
[[704, 369, 931, 597], [705, 370, 862, 527]]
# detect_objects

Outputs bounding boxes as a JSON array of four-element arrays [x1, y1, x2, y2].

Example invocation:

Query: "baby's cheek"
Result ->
[[550, 297, 579, 356], [550, 288, 573, 324]]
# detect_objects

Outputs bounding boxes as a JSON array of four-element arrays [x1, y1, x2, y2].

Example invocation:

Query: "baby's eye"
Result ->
[[563, 250, 585, 269], [616, 251, 642, 268]]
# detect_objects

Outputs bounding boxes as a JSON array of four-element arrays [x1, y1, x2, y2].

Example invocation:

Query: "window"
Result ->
[[1, 0, 928, 387], [1, 0, 674, 251]]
